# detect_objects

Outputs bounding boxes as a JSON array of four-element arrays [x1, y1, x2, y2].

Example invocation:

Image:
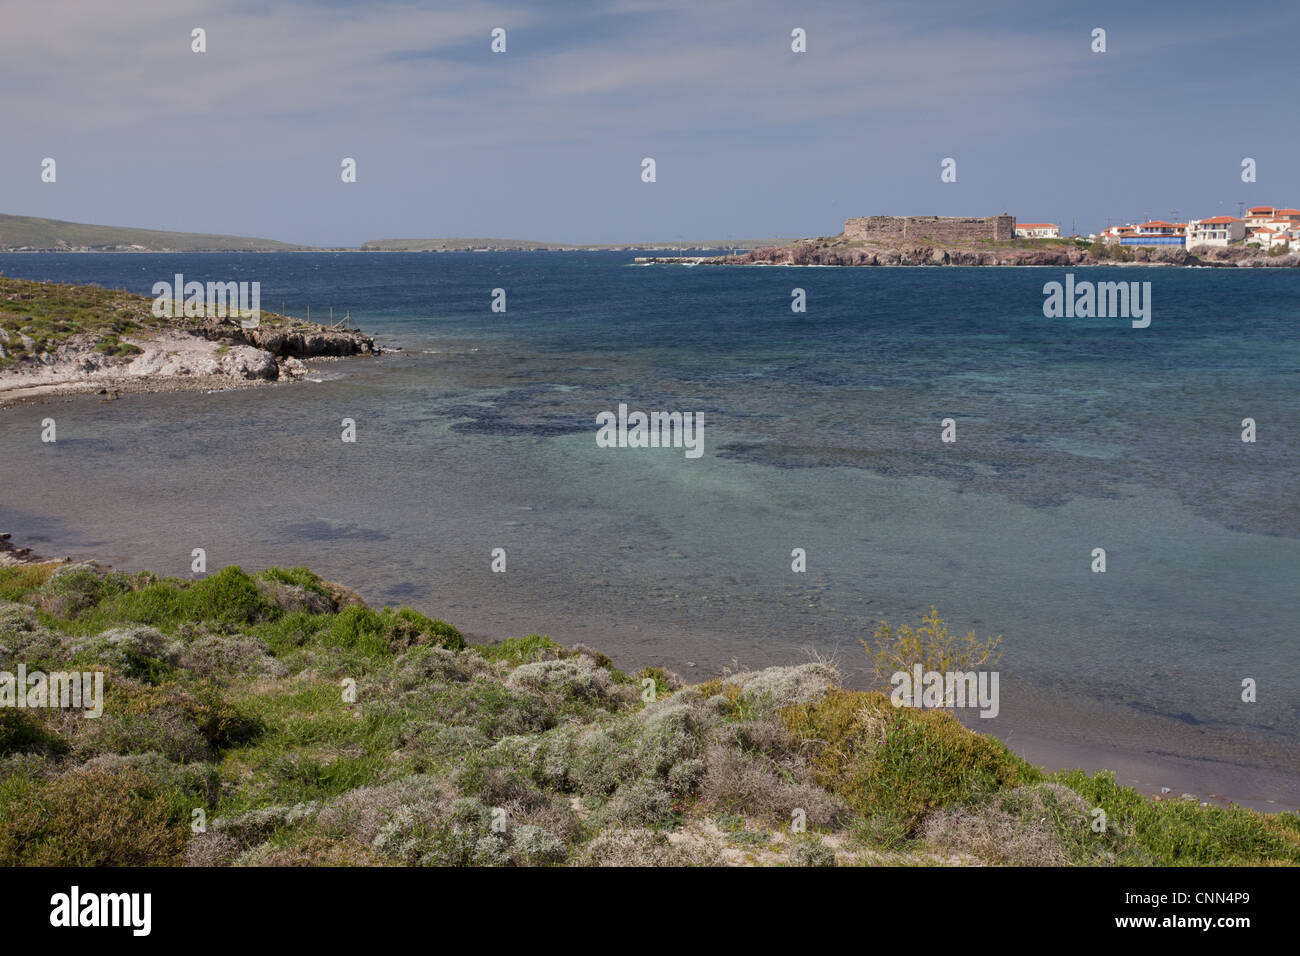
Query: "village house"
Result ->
[[1015, 222, 1060, 239], [1096, 203, 1296, 252], [1098, 225, 1136, 242], [1245, 224, 1294, 251], [1244, 206, 1280, 229], [1186, 216, 1245, 247], [1236, 205, 1298, 250]]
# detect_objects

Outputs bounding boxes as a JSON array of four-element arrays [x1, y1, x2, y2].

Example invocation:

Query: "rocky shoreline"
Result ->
[[0, 277, 378, 409], [637, 237, 1300, 268], [0, 532, 55, 567]]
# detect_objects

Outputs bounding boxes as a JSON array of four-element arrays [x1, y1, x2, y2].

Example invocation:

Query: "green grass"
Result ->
[[1053, 769, 1300, 866], [258, 566, 333, 597], [318, 605, 465, 658], [0, 765, 202, 865], [783, 688, 1038, 831], [475, 633, 569, 666], [74, 566, 276, 634], [0, 277, 168, 367], [0, 562, 57, 600]]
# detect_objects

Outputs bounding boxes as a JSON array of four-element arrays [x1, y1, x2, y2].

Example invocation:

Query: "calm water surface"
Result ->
[[1, 252, 1296, 802]]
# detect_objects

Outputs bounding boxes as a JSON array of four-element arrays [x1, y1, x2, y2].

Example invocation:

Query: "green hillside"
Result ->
[[0, 214, 312, 252], [0, 215, 792, 253]]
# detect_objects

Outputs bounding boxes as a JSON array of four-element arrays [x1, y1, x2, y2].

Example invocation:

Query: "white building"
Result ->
[[1244, 206, 1280, 229], [1186, 216, 1245, 248], [1015, 222, 1060, 239], [1246, 225, 1293, 251]]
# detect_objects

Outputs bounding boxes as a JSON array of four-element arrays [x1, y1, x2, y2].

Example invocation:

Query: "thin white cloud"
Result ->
[[2, 0, 1295, 243]]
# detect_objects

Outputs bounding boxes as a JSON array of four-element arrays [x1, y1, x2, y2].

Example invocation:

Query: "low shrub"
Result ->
[[0, 764, 201, 865], [782, 689, 1035, 832]]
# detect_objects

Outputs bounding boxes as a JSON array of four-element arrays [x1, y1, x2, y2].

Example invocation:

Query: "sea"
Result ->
[[1, 252, 1297, 806]]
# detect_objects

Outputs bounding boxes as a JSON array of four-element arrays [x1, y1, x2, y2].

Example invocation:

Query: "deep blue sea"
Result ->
[[2, 252, 1297, 804]]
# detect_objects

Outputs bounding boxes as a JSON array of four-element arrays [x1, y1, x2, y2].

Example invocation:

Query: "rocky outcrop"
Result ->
[[729, 243, 1095, 267], [1, 277, 380, 408], [187, 318, 377, 358], [695, 237, 1298, 269], [1230, 252, 1300, 268], [126, 332, 280, 380], [0, 324, 376, 408], [0, 532, 56, 567]]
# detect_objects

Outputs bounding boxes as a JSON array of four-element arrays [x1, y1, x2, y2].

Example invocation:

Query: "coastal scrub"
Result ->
[[0, 560, 1296, 867]]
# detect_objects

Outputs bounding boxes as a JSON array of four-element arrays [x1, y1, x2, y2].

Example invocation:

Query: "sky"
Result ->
[[2, 0, 1297, 247]]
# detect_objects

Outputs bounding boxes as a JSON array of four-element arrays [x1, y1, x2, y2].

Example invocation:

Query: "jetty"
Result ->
[[633, 255, 727, 265]]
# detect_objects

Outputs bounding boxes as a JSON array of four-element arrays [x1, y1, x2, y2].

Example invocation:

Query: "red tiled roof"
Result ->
[[1196, 216, 1236, 224], [1017, 223, 1057, 229]]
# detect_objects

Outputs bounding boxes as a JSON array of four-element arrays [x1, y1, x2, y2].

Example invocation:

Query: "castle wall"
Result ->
[[844, 215, 1015, 243]]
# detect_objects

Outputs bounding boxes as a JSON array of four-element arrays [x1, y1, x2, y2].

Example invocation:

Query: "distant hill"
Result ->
[[0, 214, 314, 252], [0, 214, 794, 254], [360, 237, 795, 252]]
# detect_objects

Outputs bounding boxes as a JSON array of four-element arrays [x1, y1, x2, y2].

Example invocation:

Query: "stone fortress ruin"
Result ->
[[844, 214, 1016, 243]]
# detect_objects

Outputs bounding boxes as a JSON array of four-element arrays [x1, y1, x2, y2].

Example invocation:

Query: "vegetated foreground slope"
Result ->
[[1, 560, 1296, 867]]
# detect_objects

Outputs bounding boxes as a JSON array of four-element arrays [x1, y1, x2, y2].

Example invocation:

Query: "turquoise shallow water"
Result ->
[[1, 252, 1297, 801]]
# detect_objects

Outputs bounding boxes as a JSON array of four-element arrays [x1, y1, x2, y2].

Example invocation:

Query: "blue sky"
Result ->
[[2, 0, 1297, 246]]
